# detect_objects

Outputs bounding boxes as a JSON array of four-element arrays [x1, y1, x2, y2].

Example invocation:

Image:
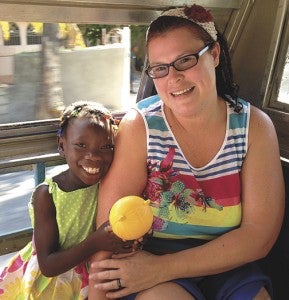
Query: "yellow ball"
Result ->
[[109, 195, 153, 240]]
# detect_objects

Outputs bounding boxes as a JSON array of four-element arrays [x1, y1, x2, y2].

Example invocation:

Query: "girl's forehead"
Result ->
[[67, 117, 107, 134], [70, 116, 103, 126]]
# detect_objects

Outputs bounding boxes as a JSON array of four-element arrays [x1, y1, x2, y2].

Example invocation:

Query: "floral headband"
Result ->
[[161, 4, 218, 41]]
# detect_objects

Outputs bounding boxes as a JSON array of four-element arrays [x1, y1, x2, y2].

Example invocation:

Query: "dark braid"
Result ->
[[58, 100, 118, 142], [215, 32, 242, 112]]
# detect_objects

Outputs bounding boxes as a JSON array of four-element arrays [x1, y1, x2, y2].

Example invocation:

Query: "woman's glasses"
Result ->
[[145, 44, 212, 79]]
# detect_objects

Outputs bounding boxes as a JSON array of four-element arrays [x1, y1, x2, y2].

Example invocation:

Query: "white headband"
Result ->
[[160, 5, 218, 41]]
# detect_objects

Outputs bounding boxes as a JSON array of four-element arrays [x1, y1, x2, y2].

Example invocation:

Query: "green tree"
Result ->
[[78, 24, 115, 46], [78, 24, 148, 62]]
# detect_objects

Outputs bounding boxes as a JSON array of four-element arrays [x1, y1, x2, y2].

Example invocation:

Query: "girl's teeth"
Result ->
[[83, 167, 99, 174]]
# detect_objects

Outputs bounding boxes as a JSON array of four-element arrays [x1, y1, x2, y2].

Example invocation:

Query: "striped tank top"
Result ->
[[136, 95, 250, 240]]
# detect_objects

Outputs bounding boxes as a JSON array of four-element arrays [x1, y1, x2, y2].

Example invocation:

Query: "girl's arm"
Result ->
[[32, 185, 130, 277]]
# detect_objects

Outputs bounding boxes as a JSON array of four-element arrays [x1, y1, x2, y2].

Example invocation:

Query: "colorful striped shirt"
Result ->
[[136, 95, 250, 240]]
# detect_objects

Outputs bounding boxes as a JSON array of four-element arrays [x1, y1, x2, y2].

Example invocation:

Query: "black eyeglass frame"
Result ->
[[145, 43, 213, 79]]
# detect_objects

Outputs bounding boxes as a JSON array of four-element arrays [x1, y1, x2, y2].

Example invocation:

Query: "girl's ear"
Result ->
[[211, 42, 220, 68], [57, 136, 65, 158]]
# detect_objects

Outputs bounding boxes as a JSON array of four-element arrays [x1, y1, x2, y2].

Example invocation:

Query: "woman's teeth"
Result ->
[[171, 87, 194, 96], [83, 166, 99, 174]]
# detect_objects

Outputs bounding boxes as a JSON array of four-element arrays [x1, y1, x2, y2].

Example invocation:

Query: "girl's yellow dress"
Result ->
[[0, 178, 98, 300]]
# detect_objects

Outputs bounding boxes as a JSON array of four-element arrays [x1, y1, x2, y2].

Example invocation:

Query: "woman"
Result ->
[[89, 4, 284, 299]]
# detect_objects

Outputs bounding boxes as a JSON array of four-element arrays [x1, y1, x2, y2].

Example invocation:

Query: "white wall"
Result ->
[[60, 44, 129, 111], [0, 24, 131, 117]]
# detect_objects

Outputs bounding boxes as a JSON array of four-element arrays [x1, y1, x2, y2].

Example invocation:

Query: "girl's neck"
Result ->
[[53, 170, 91, 192]]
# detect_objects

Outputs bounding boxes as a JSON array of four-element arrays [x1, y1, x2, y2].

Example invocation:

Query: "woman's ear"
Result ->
[[211, 42, 220, 67]]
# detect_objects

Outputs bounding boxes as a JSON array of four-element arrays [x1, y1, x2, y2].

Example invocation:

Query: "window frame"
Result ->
[[261, 0, 289, 161]]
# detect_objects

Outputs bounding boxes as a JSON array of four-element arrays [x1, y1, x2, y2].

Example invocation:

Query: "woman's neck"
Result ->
[[164, 97, 226, 131], [163, 98, 227, 168]]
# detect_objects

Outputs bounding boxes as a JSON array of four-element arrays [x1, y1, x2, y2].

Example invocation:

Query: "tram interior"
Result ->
[[0, 0, 289, 298]]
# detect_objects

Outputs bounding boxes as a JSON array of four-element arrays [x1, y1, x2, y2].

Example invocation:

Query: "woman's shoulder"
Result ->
[[136, 94, 161, 111], [236, 98, 270, 124], [249, 103, 275, 131], [247, 102, 278, 147], [231, 98, 273, 128]]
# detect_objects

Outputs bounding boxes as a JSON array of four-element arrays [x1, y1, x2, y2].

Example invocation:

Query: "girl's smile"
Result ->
[[58, 117, 113, 189]]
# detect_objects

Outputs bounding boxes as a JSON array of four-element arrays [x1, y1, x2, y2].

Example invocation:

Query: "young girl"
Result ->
[[0, 101, 131, 299]]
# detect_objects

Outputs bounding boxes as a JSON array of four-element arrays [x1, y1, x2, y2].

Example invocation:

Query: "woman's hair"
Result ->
[[58, 101, 118, 142], [146, 15, 242, 113]]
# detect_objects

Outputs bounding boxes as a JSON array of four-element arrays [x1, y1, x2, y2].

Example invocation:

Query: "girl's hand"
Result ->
[[95, 221, 133, 253], [89, 250, 161, 298], [132, 228, 153, 251]]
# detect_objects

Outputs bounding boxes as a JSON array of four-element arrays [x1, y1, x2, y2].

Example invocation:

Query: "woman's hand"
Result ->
[[89, 250, 162, 298]]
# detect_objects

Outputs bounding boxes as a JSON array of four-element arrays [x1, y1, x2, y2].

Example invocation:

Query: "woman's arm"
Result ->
[[97, 109, 148, 225], [89, 106, 285, 298], [88, 109, 148, 299]]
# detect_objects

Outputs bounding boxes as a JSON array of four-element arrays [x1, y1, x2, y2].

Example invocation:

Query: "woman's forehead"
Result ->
[[149, 26, 201, 43], [148, 28, 203, 61]]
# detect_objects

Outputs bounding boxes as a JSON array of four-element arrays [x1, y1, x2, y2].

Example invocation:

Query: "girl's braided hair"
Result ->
[[58, 101, 118, 142], [146, 16, 243, 113]]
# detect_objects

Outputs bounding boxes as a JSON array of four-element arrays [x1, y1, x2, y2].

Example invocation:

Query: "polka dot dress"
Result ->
[[0, 178, 98, 299]]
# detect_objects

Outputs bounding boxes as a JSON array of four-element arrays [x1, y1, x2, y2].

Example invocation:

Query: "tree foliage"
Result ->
[[78, 24, 148, 61], [78, 24, 115, 46]]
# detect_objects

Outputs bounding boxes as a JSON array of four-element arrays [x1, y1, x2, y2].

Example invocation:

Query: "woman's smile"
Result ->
[[170, 86, 195, 97]]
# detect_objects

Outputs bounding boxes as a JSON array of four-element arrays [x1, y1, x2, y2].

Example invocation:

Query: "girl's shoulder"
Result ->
[[32, 180, 50, 198], [29, 180, 54, 220], [34, 177, 58, 195], [31, 177, 61, 205]]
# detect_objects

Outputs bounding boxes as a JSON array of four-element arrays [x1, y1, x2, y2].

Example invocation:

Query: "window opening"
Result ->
[[277, 49, 289, 104], [3, 22, 20, 46], [27, 23, 42, 45]]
